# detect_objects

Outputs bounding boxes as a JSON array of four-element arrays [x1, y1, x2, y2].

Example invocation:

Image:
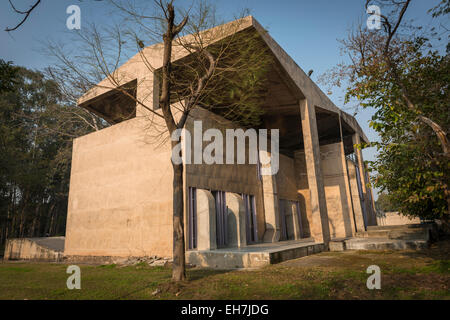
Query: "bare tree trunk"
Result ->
[[172, 161, 186, 281], [159, 3, 188, 282]]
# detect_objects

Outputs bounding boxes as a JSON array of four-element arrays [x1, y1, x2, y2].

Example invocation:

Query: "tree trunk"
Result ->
[[159, 3, 189, 282], [171, 162, 186, 281]]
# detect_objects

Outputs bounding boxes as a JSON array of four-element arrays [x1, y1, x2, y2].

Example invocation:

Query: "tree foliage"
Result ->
[[0, 61, 106, 247], [321, 0, 449, 220], [375, 193, 398, 213]]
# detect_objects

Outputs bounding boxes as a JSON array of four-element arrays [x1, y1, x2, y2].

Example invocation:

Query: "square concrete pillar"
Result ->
[[339, 140, 358, 235], [352, 134, 376, 227], [226, 193, 247, 248], [299, 99, 331, 245], [347, 159, 367, 232], [260, 162, 280, 243]]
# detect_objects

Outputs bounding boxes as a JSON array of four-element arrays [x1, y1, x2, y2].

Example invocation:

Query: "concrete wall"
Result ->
[[277, 154, 299, 201], [65, 116, 174, 257], [184, 108, 266, 241], [294, 144, 358, 240], [377, 212, 421, 226], [320, 143, 354, 239], [293, 150, 312, 238], [65, 106, 374, 257], [4, 238, 63, 261]]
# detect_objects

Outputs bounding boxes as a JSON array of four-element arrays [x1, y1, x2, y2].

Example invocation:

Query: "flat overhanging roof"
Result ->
[[78, 16, 369, 144]]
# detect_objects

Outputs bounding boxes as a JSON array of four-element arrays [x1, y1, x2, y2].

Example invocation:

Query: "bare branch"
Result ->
[[5, 0, 41, 32]]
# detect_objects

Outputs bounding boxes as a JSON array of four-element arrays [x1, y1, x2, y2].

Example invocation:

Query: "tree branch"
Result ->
[[6, 0, 41, 32]]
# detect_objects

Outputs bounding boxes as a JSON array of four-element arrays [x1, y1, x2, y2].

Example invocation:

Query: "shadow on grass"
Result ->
[[187, 268, 233, 281], [400, 240, 450, 264], [113, 266, 232, 300]]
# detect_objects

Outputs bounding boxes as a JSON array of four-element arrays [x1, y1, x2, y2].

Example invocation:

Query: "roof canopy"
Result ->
[[78, 16, 369, 146]]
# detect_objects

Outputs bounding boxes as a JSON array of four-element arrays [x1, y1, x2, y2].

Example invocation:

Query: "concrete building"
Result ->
[[63, 16, 377, 267]]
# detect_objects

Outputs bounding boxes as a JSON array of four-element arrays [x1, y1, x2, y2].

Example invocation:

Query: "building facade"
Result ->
[[64, 16, 377, 259]]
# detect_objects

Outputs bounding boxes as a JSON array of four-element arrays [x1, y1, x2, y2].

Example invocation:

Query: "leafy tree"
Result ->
[[0, 60, 18, 93], [320, 0, 449, 221], [0, 64, 105, 247], [375, 193, 398, 213]]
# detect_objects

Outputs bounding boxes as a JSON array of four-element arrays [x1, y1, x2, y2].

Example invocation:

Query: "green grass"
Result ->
[[0, 240, 449, 300]]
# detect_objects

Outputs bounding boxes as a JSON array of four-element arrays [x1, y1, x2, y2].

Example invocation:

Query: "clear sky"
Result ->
[[0, 0, 443, 199]]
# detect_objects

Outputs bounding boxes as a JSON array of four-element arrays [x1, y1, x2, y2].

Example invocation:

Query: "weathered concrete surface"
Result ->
[[346, 159, 366, 232], [352, 134, 377, 226], [299, 99, 330, 245], [377, 211, 421, 226], [356, 226, 432, 241], [226, 193, 247, 248], [320, 143, 355, 239], [4, 237, 65, 261], [65, 116, 174, 258], [196, 189, 217, 251], [329, 223, 436, 251], [184, 108, 266, 242], [344, 238, 428, 251], [64, 15, 377, 264], [329, 238, 349, 252], [186, 239, 323, 269]]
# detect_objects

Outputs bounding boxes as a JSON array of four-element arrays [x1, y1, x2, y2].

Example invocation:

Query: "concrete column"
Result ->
[[261, 165, 280, 243], [299, 99, 330, 245], [352, 134, 367, 194], [226, 193, 247, 248], [196, 189, 217, 251], [367, 181, 378, 226], [347, 160, 366, 232], [339, 141, 358, 235], [352, 134, 374, 227]]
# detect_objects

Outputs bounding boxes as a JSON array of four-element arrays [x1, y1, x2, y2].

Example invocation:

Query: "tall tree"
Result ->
[[0, 62, 106, 249], [320, 0, 449, 221]]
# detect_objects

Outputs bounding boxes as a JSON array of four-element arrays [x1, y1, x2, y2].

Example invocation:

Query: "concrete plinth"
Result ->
[[186, 238, 324, 269]]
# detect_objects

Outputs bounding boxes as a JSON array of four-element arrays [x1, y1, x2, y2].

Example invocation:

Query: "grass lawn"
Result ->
[[0, 240, 448, 300]]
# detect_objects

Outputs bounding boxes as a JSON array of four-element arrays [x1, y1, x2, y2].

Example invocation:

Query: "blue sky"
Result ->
[[0, 0, 443, 199]]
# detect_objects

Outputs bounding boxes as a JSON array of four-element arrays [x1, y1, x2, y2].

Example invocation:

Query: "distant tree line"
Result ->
[[0, 60, 107, 248], [375, 193, 398, 213]]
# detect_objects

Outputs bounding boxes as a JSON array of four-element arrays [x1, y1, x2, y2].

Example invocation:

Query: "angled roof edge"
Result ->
[[78, 15, 369, 144]]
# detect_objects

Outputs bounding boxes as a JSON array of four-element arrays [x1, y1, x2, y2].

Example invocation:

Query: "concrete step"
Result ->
[[367, 224, 424, 231], [344, 238, 428, 251], [356, 228, 430, 241]]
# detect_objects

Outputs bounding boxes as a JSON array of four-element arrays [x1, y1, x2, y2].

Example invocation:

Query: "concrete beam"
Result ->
[[352, 134, 376, 227]]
